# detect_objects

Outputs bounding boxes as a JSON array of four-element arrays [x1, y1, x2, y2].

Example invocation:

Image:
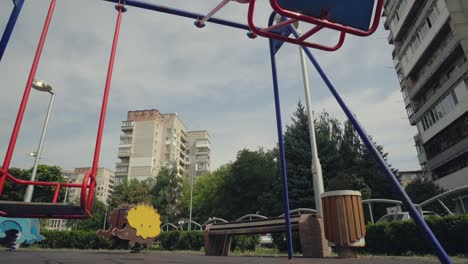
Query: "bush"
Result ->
[[231, 235, 259, 252], [365, 215, 468, 255], [271, 232, 302, 253], [38, 230, 112, 249], [158, 231, 203, 251]]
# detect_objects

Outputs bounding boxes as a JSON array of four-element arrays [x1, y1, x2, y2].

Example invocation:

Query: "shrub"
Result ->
[[158, 231, 203, 251], [38, 230, 112, 249], [231, 235, 259, 252], [271, 232, 302, 253], [364, 215, 468, 255]]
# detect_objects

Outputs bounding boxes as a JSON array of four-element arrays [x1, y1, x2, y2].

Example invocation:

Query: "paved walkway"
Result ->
[[0, 250, 463, 264]]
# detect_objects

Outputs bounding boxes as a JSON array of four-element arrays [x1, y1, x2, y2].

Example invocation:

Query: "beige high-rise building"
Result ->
[[67, 167, 115, 205], [115, 109, 210, 184], [383, 1, 468, 193], [187, 131, 211, 182]]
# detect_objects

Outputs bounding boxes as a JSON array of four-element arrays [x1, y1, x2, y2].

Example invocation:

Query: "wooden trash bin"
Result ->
[[321, 190, 365, 258]]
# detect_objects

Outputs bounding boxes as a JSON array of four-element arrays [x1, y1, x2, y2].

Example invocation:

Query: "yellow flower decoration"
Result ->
[[127, 204, 161, 239]]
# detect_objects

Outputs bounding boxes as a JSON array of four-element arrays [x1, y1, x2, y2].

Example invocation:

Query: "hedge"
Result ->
[[364, 215, 468, 255], [158, 231, 258, 252], [33, 215, 468, 255], [38, 230, 114, 249]]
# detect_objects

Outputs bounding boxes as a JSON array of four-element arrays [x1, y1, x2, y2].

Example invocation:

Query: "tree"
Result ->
[[71, 200, 108, 231], [1, 165, 64, 202], [221, 148, 277, 219], [192, 165, 232, 222], [405, 179, 452, 214], [108, 179, 152, 210], [150, 166, 183, 223], [283, 102, 315, 210], [1, 168, 29, 201]]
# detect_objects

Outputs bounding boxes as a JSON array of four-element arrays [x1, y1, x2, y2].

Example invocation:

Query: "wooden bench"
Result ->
[[204, 214, 329, 257]]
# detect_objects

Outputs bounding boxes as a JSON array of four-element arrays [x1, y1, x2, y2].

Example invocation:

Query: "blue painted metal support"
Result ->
[[268, 13, 294, 260], [0, 0, 24, 62], [289, 26, 452, 264], [102, 0, 251, 31]]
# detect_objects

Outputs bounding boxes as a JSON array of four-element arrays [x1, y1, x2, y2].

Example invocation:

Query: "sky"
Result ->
[[0, 0, 420, 173]]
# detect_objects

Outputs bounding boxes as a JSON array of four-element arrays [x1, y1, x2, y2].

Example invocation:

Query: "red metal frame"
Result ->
[[247, 0, 345, 51], [0, 1, 125, 219], [270, 0, 385, 37], [247, 0, 384, 51]]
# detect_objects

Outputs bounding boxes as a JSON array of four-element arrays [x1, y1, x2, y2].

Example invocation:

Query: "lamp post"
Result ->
[[188, 174, 194, 231], [24, 79, 55, 203], [297, 26, 325, 216]]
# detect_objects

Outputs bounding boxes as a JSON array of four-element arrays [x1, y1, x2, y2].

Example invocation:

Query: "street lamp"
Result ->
[[188, 173, 194, 231], [295, 23, 325, 216], [24, 79, 55, 203]]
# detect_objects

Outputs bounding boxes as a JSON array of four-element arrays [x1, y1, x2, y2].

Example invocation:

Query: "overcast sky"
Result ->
[[0, 0, 420, 173]]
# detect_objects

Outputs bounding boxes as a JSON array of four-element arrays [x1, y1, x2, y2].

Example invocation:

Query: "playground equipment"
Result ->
[[0, 217, 44, 250], [0, 0, 24, 62], [0, 0, 452, 263], [97, 204, 161, 248]]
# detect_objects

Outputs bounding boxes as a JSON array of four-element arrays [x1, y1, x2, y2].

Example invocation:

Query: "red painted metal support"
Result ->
[[52, 185, 61, 203], [0, 0, 56, 197], [246, 0, 346, 51], [270, 0, 384, 37], [91, 2, 124, 177]]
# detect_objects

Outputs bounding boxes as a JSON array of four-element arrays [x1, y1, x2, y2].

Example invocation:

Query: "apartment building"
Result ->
[[384, 0, 468, 191], [187, 131, 211, 182], [67, 167, 115, 205], [116, 110, 210, 184]]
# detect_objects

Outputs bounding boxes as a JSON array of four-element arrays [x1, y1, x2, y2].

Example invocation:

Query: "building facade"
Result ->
[[68, 167, 115, 205], [187, 131, 211, 182], [384, 0, 468, 190], [115, 110, 210, 184]]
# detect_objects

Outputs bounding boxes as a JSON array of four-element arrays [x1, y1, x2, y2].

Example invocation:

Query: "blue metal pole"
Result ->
[[102, 0, 251, 31], [289, 27, 452, 264], [0, 0, 24, 62], [268, 14, 293, 260]]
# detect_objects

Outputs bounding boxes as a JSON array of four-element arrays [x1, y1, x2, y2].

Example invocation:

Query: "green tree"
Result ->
[[71, 200, 108, 231], [192, 165, 232, 222], [405, 178, 451, 214], [1, 168, 29, 201], [1, 165, 64, 202], [221, 148, 277, 219], [108, 179, 152, 209], [283, 102, 315, 210], [151, 166, 183, 223]]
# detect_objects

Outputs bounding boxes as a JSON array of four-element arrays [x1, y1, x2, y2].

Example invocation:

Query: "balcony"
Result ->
[[115, 172, 128, 177], [118, 148, 131, 158], [121, 121, 134, 131], [408, 34, 459, 101], [389, 0, 418, 41], [428, 131, 468, 169], [116, 161, 129, 167], [410, 61, 468, 125]]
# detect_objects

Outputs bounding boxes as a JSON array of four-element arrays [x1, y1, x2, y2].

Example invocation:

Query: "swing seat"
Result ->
[[247, 0, 384, 51], [0, 201, 88, 219], [0, 170, 95, 219], [274, 0, 375, 32]]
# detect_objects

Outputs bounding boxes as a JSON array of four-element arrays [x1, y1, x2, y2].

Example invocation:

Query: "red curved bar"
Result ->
[[269, 0, 384, 37], [247, 0, 346, 51]]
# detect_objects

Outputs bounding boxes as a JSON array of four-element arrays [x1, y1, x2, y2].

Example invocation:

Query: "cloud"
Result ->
[[0, 0, 419, 174]]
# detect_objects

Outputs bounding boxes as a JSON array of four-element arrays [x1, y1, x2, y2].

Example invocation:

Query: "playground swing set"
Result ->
[[0, 0, 453, 263]]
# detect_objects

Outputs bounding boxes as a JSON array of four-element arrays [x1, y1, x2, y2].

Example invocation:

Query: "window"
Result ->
[[398, 71, 405, 83], [402, 88, 409, 99], [406, 105, 414, 117]]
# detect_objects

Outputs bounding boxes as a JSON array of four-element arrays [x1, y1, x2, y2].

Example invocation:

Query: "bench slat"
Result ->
[[208, 224, 299, 235], [209, 216, 301, 231]]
